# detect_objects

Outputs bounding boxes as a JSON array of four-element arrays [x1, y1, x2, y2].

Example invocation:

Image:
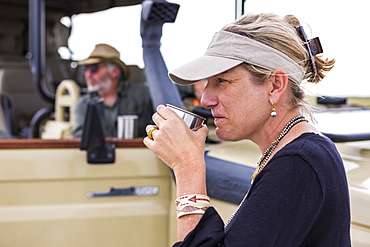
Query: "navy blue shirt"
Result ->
[[174, 133, 351, 246]]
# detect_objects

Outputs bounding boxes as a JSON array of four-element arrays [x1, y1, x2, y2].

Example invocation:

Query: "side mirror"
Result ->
[[80, 97, 115, 164]]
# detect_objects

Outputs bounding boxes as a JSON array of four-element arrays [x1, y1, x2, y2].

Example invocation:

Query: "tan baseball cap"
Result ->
[[78, 44, 130, 80], [169, 31, 304, 85]]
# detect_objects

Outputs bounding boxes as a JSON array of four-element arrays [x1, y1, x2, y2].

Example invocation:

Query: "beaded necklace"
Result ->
[[251, 115, 307, 182], [224, 115, 307, 228]]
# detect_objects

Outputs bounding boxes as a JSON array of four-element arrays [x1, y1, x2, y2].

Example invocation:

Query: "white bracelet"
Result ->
[[175, 194, 210, 208], [176, 204, 210, 218], [175, 194, 211, 218]]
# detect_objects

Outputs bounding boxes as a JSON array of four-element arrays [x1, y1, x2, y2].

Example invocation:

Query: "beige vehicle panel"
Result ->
[[2, 135, 370, 246], [0, 140, 173, 247], [0, 139, 241, 246]]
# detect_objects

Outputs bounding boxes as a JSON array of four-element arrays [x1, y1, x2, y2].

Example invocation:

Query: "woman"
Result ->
[[144, 13, 351, 246]]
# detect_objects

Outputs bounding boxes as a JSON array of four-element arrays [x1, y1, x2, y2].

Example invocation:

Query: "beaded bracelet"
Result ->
[[175, 194, 211, 218]]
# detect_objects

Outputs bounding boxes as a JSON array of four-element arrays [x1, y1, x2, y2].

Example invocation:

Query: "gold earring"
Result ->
[[270, 103, 277, 117]]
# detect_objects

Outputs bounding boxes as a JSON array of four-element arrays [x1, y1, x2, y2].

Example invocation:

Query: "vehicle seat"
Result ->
[[41, 79, 80, 139], [0, 67, 52, 136]]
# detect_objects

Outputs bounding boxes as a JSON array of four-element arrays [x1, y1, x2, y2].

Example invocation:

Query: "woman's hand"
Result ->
[[143, 105, 209, 172], [144, 105, 209, 241]]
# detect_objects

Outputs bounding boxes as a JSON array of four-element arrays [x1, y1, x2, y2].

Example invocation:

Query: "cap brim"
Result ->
[[169, 55, 243, 85]]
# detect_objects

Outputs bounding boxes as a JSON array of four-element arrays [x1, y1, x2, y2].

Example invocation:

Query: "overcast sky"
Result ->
[[68, 0, 369, 97]]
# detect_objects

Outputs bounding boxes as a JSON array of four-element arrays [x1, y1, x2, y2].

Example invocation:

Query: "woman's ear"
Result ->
[[269, 69, 289, 104]]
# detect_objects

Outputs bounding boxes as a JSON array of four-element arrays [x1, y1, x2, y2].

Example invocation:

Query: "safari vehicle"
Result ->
[[0, 0, 369, 246]]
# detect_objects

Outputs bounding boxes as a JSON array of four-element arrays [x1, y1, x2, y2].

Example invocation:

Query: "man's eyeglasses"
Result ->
[[83, 63, 102, 74]]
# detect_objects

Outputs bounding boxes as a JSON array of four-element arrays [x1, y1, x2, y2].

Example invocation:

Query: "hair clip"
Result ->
[[296, 26, 323, 74], [308, 37, 323, 56]]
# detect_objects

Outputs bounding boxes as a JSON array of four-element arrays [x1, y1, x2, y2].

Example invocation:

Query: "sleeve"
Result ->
[[171, 155, 323, 247], [172, 207, 226, 247]]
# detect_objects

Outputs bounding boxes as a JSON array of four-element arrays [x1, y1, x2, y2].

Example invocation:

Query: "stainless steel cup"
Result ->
[[166, 104, 206, 130], [117, 115, 138, 139]]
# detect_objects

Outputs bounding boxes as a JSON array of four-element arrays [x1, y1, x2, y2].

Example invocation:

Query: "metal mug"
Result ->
[[166, 104, 206, 130], [117, 115, 138, 139]]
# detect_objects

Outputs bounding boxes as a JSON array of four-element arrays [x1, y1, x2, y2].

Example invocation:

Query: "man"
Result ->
[[72, 43, 153, 138]]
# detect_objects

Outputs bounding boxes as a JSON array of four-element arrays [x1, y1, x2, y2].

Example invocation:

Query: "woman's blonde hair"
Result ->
[[221, 13, 335, 115]]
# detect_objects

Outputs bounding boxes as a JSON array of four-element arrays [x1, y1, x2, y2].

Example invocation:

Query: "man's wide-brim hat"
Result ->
[[78, 43, 130, 80]]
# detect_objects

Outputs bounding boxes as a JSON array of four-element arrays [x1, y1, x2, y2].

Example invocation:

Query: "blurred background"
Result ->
[[65, 0, 369, 97]]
